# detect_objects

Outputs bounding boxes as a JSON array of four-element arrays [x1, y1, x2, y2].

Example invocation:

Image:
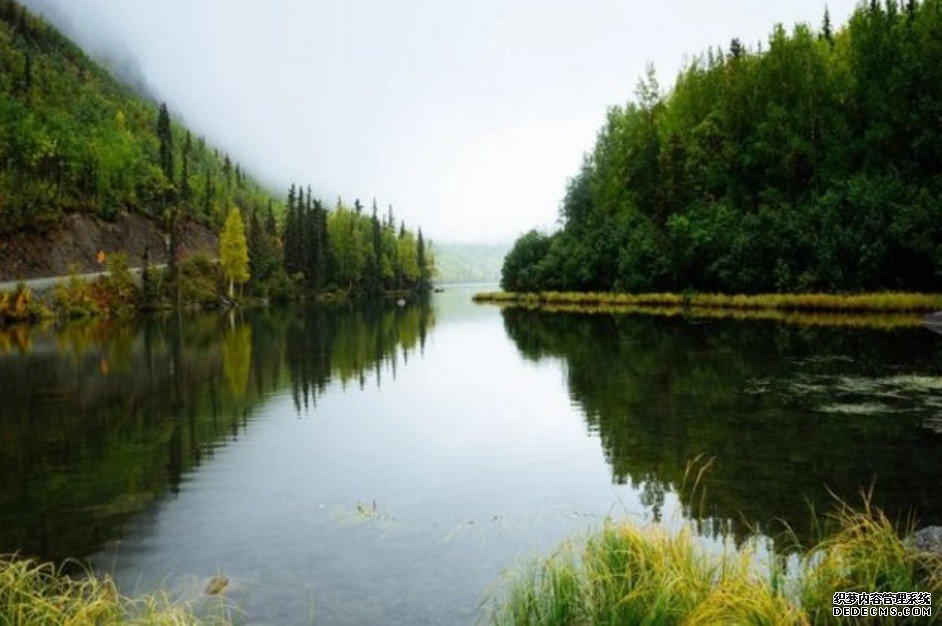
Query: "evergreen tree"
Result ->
[[284, 184, 299, 276], [822, 7, 833, 41], [202, 170, 212, 215], [156, 103, 174, 184], [180, 131, 192, 202], [248, 208, 263, 285], [20, 50, 30, 96], [417, 228, 430, 291]]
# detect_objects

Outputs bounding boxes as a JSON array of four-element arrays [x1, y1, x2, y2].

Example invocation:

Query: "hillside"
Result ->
[[433, 242, 508, 284], [0, 0, 274, 241], [503, 1, 942, 294]]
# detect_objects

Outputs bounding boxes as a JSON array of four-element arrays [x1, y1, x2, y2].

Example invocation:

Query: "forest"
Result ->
[[0, 0, 270, 233], [0, 0, 433, 312], [503, 1, 942, 294]]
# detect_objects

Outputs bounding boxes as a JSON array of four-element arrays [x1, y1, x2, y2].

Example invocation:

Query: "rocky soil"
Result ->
[[0, 212, 217, 281]]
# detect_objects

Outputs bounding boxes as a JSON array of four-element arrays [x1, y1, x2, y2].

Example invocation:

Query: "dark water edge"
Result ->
[[1, 290, 940, 623]]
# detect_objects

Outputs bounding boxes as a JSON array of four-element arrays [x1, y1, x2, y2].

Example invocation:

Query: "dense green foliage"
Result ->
[[504, 1, 942, 294], [278, 190, 434, 296], [0, 0, 273, 234]]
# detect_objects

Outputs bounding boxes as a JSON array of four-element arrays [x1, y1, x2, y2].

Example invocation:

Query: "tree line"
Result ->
[[503, 1, 942, 294], [232, 186, 434, 298]]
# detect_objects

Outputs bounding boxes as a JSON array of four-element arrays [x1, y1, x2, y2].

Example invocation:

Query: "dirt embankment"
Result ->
[[0, 212, 217, 281]]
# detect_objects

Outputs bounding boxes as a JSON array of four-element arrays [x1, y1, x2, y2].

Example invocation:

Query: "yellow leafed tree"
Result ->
[[220, 207, 250, 298]]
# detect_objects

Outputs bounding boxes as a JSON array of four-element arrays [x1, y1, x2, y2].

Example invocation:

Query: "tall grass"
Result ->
[[0, 556, 224, 625], [487, 503, 942, 625], [473, 291, 942, 313]]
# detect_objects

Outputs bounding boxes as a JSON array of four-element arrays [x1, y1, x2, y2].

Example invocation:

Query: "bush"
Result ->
[[161, 255, 222, 308]]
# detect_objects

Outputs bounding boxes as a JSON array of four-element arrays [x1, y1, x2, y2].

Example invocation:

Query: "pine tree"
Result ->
[[20, 51, 31, 96], [156, 103, 180, 288], [300, 187, 314, 288], [417, 228, 429, 291], [248, 208, 263, 286], [265, 199, 277, 237], [822, 7, 833, 42], [284, 184, 299, 275], [156, 103, 174, 183], [181, 131, 192, 202], [317, 199, 328, 290], [203, 170, 212, 215], [220, 207, 250, 298]]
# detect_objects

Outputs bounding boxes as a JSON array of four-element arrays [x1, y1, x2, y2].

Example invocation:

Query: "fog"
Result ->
[[21, 0, 855, 244]]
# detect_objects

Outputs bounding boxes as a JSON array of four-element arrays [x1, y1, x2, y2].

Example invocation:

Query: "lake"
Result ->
[[1, 287, 941, 624]]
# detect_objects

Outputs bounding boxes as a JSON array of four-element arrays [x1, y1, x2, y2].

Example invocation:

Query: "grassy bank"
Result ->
[[0, 556, 224, 625], [478, 300, 928, 330], [488, 503, 942, 625], [474, 291, 942, 314]]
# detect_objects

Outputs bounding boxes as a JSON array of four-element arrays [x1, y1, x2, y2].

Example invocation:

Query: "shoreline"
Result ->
[[473, 290, 942, 312], [472, 291, 942, 329]]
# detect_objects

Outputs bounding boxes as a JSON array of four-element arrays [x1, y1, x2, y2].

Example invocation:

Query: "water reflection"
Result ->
[[500, 308, 942, 545], [0, 300, 434, 561]]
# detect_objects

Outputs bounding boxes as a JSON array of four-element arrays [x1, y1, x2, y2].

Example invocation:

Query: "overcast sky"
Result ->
[[23, 0, 856, 244]]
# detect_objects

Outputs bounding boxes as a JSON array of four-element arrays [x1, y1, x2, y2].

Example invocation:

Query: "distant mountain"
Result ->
[[0, 0, 275, 236], [433, 242, 509, 285]]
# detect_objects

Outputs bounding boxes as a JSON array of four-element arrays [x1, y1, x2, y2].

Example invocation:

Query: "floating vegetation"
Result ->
[[749, 372, 942, 420], [335, 500, 398, 528]]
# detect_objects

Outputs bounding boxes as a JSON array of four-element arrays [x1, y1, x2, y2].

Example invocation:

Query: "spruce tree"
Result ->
[[21, 51, 31, 96], [284, 184, 298, 275], [203, 170, 212, 215], [156, 103, 174, 183], [248, 208, 263, 287], [181, 131, 192, 203], [417, 228, 429, 291]]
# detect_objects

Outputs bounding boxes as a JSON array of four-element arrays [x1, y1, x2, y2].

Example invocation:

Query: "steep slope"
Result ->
[[0, 0, 275, 277]]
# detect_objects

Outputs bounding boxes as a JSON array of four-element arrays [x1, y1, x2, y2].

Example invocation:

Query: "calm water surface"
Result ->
[[1, 287, 942, 624]]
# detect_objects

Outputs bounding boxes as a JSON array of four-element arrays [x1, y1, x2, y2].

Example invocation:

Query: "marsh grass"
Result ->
[[473, 292, 939, 329], [0, 556, 225, 625], [487, 498, 942, 625], [474, 291, 942, 313]]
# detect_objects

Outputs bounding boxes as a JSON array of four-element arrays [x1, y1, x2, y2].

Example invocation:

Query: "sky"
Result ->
[[22, 0, 857, 244]]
